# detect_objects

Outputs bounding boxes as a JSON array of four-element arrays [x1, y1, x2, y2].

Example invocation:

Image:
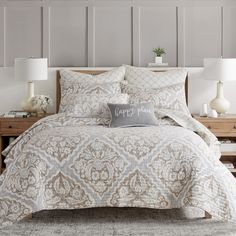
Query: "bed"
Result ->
[[0, 66, 236, 227]]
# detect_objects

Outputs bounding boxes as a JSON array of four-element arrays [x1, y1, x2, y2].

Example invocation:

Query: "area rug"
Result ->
[[0, 207, 236, 236]]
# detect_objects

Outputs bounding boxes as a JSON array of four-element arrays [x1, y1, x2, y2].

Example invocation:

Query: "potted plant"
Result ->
[[153, 47, 166, 64]]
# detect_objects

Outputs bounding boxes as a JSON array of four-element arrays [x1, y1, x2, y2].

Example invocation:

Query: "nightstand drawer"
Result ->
[[0, 120, 35, 135], [201, 122, 236, 136]]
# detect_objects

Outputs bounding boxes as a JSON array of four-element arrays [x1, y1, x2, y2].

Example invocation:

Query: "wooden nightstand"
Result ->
[[194, 114, 236, 177], [0, 114, 53, 174]]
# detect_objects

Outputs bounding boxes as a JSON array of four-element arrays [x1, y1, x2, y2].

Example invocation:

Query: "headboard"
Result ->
[[56, 70, 188, 113]]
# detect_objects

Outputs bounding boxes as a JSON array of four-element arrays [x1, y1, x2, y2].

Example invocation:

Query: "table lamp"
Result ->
[[203, 58, 236, 115], [14, 58, 48, 111]]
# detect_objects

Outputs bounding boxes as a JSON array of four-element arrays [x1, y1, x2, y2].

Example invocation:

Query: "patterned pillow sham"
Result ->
[[108, 102, 158, 128], [61, 81, 121, 96], [59, 67, 125, 113], [124, 65, 187, 88], [123, 65, 190, 115], [60, 66, 125, 84], [60, 81, 121, 113], [124, 84, 190, 116], [69, 94, 129, 119]]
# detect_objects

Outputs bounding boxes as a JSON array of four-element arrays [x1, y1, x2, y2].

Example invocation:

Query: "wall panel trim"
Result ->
[[132, 3, 140, 66], [88, 1, 95, 66], [3, 7, 6, 67], [1, 0, 236, 67], [43, 6, 50, 62], [177, 6, 185, 67], [221, 6, 224, 57]]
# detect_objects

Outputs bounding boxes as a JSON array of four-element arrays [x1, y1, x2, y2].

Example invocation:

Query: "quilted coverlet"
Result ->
[[1, 112, 236, 227]]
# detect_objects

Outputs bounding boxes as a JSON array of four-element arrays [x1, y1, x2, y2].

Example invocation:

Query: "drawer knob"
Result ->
[[207, 125, 211, 129], [234, 125, 236, 129], [8, 125, 12, 129]]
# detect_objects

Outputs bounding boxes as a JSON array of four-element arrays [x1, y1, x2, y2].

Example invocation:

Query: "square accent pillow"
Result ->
[[108, 102, 158, 127]]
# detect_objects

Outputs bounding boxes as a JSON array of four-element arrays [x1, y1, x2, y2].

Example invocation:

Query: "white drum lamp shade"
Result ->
[[15, 58, 48, 82], [14, 58, 48, 112], [203, 58, 236, 82], [203, 58, 236, 115], [15, 58, 48, 99]]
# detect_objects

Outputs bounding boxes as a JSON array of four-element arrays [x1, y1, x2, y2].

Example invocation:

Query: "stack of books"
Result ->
[[1, 111, 31, 118]]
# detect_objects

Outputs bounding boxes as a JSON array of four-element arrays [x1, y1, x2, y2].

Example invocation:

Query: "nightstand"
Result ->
[[0, 114, 53, 174], [194, 114, 236, 177]]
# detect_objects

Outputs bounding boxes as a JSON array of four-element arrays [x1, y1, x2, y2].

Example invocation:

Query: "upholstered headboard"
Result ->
[[56, 70, 188, 113]]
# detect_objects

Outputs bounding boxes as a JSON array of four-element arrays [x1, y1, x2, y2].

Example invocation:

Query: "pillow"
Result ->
[[69, 94, 129, 118], [124, 65, 187, 88], [108, 102, 158, 128], [59, 66, 125, 113], [60, 66, 125, 84], [61, 81, 121, 96], [60, 81, 121, 113], [123, 65, 190, 116], [123, 84, 190, 116]]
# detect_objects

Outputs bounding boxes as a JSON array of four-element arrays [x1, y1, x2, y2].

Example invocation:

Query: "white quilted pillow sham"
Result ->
[[124, 65, 187, 88]]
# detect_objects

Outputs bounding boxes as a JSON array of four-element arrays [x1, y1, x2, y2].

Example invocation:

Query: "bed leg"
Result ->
[[204, 211, 212, 219]]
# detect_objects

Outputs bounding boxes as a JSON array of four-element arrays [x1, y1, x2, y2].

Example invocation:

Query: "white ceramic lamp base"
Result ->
[[21, 81, 36, 112], [210, 81, 230, 115], [28, 81, 35, 98]]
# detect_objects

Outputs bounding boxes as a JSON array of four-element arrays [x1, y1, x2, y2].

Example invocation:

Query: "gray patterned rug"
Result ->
[[1, 207, 236, 236]]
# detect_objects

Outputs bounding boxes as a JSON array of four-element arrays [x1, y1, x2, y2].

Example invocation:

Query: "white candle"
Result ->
[[200, 103, 208, 117]]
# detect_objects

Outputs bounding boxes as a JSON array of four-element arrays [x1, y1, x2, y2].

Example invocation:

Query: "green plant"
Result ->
[[153, 47, 166, 57]]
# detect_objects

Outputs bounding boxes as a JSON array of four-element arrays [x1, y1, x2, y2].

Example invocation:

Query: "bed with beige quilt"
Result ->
[[1, 66, 236, 227]]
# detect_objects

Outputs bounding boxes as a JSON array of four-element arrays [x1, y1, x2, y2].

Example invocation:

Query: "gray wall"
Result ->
[[0, 0, 236, 67]]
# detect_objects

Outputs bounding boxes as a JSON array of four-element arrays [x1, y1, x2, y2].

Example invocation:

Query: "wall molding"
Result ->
[[0, 0, 236, 67]]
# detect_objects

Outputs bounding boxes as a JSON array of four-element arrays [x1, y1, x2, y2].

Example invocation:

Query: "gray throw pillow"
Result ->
[[107, 102, 158, 128]]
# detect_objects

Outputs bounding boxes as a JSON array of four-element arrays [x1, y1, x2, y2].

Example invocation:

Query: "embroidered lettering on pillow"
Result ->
[[108, 103, 158, 128]]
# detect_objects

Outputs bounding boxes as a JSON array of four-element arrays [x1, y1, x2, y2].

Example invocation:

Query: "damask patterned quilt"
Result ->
[[1, 112, 236, 227]]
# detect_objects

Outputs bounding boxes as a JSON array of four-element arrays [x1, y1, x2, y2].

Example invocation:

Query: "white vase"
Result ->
[[210, 81, 230, 115], [155, 57, 162, 64]]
